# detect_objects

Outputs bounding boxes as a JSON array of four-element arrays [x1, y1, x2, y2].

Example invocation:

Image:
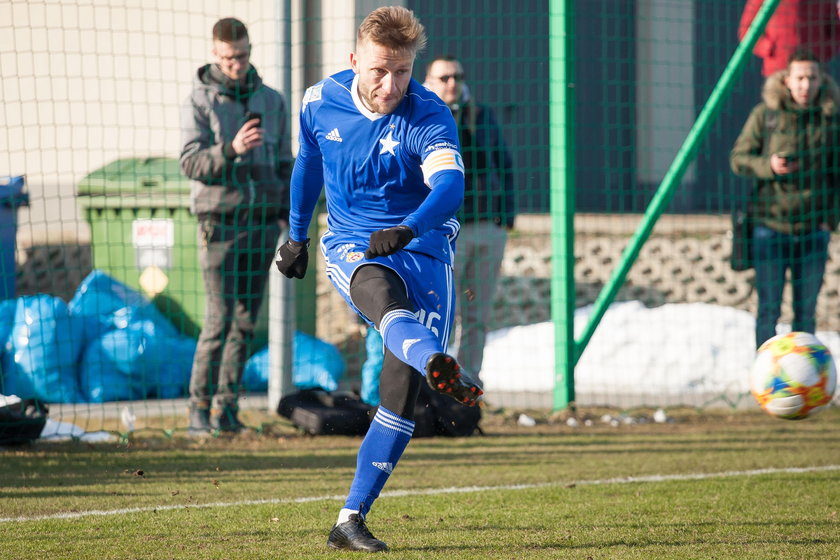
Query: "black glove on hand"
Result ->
[[275, 238, 310, 279], [365, 225, 414, 258]]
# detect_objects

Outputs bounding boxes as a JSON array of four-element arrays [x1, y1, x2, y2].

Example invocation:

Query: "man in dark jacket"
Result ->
[[730, 48, 840, 347], [180, 17, 292, 435], [425, 55, 515, 384]]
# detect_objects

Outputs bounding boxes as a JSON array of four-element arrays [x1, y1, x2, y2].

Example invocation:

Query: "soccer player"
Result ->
[[274, 5, 482, 553]]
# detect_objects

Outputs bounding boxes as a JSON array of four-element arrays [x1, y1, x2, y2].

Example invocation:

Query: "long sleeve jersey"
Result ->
[[289, 69, 465, 263]]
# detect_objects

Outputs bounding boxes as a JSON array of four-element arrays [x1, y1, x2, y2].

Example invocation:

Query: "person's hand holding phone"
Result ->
[[770, 152, 799, 176], [232, 111, 263, 155]]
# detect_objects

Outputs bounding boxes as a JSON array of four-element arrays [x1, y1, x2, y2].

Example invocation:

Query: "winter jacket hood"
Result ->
[[761, 69, 840, 116], [197, 63, 262, 101]]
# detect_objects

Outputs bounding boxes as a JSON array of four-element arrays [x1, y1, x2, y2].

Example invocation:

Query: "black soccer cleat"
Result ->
[[425, 353, 483, 407], [327, 513, 388, 552]]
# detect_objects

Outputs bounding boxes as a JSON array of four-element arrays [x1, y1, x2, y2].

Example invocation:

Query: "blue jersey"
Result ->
[[289, 69, 464, 263]]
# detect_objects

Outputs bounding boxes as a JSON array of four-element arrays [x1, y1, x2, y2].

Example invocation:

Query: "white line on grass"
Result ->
[[3, 464, 838, 523]]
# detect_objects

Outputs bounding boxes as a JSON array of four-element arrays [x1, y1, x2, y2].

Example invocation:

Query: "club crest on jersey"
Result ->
[[336, 243, 357, 260], [345, 251, 364, 262]]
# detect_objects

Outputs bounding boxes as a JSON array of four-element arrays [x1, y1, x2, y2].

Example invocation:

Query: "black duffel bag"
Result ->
[[412, 383, 482, 438], [278, 390, 373, 436], [0, 398, 48, 445]]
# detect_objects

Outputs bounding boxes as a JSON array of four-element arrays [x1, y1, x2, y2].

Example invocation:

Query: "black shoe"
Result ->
[[187, 404, 212, 437], [327, 514, 388, 552], [425, 353, 483, 407], [211, 406, 244, 433]]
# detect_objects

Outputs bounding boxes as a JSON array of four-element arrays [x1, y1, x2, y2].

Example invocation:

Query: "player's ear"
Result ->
[[350, 52, 359, 73]]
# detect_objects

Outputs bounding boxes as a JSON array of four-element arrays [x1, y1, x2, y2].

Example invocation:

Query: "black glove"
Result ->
[[275, 238, 310, 279], [365, 225, 414, 258]]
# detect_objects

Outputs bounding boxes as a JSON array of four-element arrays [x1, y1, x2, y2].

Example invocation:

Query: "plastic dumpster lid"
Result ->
[[77, 157, 191, 209], [78, 157, 189, 195], [0, 175, 30, 208]]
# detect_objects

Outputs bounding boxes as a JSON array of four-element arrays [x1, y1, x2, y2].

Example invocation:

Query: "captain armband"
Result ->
[[421, 148, 465, 186]]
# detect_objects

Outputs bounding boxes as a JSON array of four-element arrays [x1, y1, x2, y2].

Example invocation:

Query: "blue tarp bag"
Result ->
[[0, 298, 16, 349], [69, 270, 178, 341], [78, 318, 194, 402], [294, 332, 344, 391], [151, 335, 195, 399], [243, 331, 345, 392], [0, 295, 84, 403], [360, 328, 383, 406], [242, 347, 270, 392], [72, 270, 193, 402]]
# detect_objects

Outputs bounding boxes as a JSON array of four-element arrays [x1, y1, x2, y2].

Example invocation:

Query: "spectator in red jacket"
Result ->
[[739, 0, 840, 76]]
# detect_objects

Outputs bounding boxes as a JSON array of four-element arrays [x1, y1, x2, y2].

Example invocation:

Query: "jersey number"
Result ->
[[415, 309, 441, 337]]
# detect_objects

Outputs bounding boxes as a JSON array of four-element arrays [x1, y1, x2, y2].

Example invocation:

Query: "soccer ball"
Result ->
[[750, 332, 837, 420]]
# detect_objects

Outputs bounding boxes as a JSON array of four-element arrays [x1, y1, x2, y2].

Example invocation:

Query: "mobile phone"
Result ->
[[244, 111, 262, 126]]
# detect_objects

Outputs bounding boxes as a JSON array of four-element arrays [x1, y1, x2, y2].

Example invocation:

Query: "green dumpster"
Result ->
[[76, 157, 270, 347]]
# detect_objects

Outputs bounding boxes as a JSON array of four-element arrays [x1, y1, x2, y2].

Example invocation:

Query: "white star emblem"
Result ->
[[379, 131, 400, 156]]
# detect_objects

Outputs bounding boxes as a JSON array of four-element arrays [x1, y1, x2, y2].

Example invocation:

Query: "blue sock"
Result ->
[[380, 309, 441, 374], [344, 406, 414, 517]]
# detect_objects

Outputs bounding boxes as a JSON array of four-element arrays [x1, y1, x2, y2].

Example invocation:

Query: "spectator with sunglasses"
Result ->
[[424, 55, 515, 386]]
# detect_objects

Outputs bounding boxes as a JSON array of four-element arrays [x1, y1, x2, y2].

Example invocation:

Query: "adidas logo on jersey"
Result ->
[[325, 128, 343, 142], [372, 462, 393, 474]]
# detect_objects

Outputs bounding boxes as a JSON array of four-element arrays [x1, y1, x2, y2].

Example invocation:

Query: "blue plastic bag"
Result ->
[[0, 295, 84, 403], [0, 298, 16, 349], [151, 335, 196, 399], [243, 332, 345, 393], [78, 318, 194, 403], [71, 270, 193, 402], [360, 328, 383, 406], [294, 332, 344, 391], [69, 270, 178, 340], [242, 347, 270, 392]]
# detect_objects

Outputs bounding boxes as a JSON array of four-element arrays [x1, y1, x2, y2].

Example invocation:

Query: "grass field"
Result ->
[[2, 407, 839, 559]]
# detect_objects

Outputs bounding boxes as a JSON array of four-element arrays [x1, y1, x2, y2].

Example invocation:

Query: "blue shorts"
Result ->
[[319, 230, 455, 348]]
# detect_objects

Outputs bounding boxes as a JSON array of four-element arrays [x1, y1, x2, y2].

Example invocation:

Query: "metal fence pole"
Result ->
[[268, 230, 294, 414]]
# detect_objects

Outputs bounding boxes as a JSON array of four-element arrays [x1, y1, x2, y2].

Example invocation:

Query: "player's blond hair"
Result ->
[[357, 6, 427, 55]]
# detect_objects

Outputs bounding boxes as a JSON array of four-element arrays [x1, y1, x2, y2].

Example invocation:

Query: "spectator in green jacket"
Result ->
[[730, 48, 840, 347]]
